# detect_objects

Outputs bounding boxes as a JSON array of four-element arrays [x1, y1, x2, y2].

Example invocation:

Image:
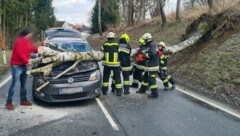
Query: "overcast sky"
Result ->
[[52, 0, 179, 26], [52, 0, 95, 26]]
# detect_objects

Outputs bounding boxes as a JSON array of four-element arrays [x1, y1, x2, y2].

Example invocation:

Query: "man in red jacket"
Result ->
[[5, 28, 45, 110]]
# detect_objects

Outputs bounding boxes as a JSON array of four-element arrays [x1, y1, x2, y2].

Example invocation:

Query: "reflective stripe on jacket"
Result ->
[[101, 40, 120, 67]]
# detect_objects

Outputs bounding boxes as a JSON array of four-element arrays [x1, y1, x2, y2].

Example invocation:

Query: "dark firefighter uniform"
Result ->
[[158, 43, 176, 90], [101, 32, 122, 96], [130, 38, 147, 88], [137, 33, 159, 98], [111, 34, 132, 95]]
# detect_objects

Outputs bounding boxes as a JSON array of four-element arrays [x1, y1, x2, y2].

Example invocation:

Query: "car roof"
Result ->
[[45, 28, 82, 39]]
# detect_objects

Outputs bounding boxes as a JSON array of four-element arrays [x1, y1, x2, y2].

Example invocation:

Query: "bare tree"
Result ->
[[176, 0, 181, 21], [98, 0, 103, 35], [207, 0, 214, 11], [127, 0, 134, 26], [159, 0, 166, 26]]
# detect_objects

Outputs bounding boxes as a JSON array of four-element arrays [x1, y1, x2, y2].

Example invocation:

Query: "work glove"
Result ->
[[141, 49, 148, 54]]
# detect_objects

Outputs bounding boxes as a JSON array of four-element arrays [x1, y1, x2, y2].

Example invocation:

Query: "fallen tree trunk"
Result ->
[[28, 47, 104, 76], [166, 30, 205, 54]]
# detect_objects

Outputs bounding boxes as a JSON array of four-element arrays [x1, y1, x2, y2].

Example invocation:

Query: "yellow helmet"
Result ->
[[142, 33, 152, 40], [138, 38, 146, 45], [120, 33, 130, 43], [107, 32, 116, 38]]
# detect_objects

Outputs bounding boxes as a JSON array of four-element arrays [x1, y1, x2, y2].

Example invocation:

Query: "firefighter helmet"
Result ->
[[120, 33, 130, 43], [142, 33, 152, 40], [107, 32, 116, 38], [158, 41, 166, 47], [138, 38, 146, 45]]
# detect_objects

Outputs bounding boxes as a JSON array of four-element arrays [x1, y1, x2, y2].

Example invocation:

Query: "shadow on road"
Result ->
[[32, 98, 97, 109]]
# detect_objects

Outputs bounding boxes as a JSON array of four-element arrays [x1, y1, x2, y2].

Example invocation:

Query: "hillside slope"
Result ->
[[87, 3, 240, 108]]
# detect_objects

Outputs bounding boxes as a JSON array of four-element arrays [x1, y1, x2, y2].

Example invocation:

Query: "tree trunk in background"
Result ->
[[159, 0, 166, 26], [25, 9, 28, 26], [207, 0, 214, 11], [176, 0, 181, 21], [3, 7, 6, 43], [122, 0, 126, 27], [127, 0, 134, 26], [98, 0, 102, 36]]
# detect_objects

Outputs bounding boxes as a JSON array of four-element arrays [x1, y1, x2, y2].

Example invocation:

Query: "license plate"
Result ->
[[59, 88, 83, 95]]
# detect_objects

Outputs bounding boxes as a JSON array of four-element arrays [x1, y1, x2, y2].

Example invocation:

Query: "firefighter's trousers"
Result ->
[[158, 70, 175, 87], [131, 68, 144, 86], [139, 71, 158, 96], [102, 66, 122, 93], [112, 69, 130, 92]]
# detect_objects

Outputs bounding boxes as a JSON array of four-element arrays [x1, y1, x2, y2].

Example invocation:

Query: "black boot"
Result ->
[[111, 88, 116, 92], [124, 90, 130, 95], [169, 78, 176, 89], [102, 87, 108, 95], [102, 91, 108, 95], [124, 86, 130, 95], [130, 83, 138, 88], [136, 88, 146, 93], [116, 89, 123, 96], [163, 82, 169, 90], [148, 89, 158, 98], [111, 84, 116, 92]]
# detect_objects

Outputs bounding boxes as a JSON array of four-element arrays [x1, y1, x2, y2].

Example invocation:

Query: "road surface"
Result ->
[[0, 72, 240, 136]]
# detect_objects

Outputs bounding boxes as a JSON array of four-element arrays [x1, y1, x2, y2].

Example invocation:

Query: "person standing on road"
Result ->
[[157, 42, 176, 90], [101, 32, 123, 96], [111, 34, 132, 95], [130, 38, 147, 88], [5, 28, 46, 110], [136, 33, 159, 98]]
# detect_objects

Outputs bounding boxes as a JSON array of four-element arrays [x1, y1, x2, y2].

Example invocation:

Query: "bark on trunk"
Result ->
[[27, 47, 104, 76], [176, 0, 181, 21], [127, 0, 134, 26], [98, 0, 102, 35], [159, 0, 166, 26]]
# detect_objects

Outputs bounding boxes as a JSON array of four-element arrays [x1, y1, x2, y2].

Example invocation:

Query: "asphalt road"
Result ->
[[0, 73, 240, 136]]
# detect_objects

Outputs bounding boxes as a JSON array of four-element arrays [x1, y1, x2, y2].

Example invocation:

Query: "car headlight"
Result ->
[[89, 70, 100, 81]]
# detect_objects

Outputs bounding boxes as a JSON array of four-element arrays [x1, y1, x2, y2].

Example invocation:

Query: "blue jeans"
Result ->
[[7, 65, 28, 102]]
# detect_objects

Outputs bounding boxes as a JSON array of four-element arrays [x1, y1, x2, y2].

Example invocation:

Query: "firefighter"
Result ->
[[136, 33, 159, 98], [157, 42, 176, 90], [111, 33, 132, 94], [101, 32, 122, 96], [130, 38, 147, 88]]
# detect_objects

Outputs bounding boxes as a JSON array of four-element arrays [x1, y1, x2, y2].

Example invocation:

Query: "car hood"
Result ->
[[51, 61, 99, 76]]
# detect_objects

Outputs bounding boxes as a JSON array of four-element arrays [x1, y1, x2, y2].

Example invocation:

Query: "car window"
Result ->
[[49, 41, 91, 52], [45, 29, 81, 38]]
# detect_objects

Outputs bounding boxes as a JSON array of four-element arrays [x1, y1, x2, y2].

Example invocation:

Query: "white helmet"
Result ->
[[158, 41, 166, 47], [107, 32, 116, 38], [142, 33, 152, 40]]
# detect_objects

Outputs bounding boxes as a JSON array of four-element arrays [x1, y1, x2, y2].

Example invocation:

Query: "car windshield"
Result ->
[[49, 40, 91, 52]]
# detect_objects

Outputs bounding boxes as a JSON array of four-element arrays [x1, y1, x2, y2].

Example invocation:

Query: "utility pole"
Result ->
[[98, 0, 102, 36]]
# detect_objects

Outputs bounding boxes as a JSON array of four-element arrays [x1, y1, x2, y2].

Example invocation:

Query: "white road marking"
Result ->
[[0, 75, 11, 89], [156, 78, 240, 119], [95, 98, 120, 131]]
